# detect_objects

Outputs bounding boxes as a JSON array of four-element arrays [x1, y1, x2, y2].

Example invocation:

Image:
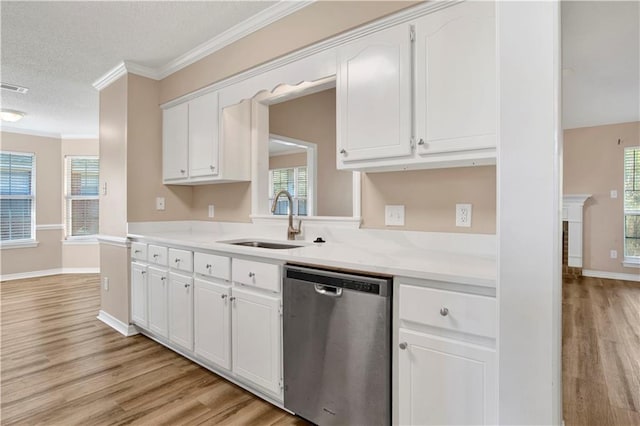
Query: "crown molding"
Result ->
[[0, 126, 60, 139], [153, 1, 315, 80], [92, 62, 128, 90], [123, 61, 161, 80]]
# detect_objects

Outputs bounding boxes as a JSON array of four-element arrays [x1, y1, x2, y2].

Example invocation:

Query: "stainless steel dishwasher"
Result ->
[[283, 264, 392, 426]]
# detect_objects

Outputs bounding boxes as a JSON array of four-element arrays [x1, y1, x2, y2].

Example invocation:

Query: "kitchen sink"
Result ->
[[223, 240, 305, 250]]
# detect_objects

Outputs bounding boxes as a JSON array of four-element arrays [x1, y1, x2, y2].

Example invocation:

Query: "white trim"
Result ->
[[92, 62, 128, 91], [36, 224, 64, 231], [96, 310, 139, 337], [122, 60, 159, 80], [0, 126, 60, 139], [623, 258, 640, 268], [154, 1, 315, 80], [97, 235, 131, 248], [582, 269, 640, 282], [0, 267, 99, 282], [61, 134, 98, 140], [62, 238, 98, 245], [0, 240, 39, 249]]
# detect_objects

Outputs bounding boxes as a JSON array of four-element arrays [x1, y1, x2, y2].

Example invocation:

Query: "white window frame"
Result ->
[[0, 151, 37, 248], [269, 166, 309, 216], [64, 155, 99, 241], [623, 146, 640, 267]]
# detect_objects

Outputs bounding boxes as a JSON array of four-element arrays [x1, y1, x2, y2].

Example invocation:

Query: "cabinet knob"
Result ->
[[221, 294, 227, 299], [230, 296, 236, 302], [153, 254, 159, 258], [399, 342, 408, 350], [417, 138, 425, 146], [248, 272, 255, 278], [175, 258, 181, 263], [161, 276, 166, 281], [141, 270, 146, 275], [339, 148, 347, 155], [184, 283, 190, 288], [180, 169, 185, 174], [134, 250, 141, 254], [206, 264, 212, 269], [210, 165, 215, 170], [440, 307, 449, 317]]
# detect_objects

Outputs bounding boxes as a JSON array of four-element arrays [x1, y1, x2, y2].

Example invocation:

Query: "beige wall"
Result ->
[[362, 166, 497, 233], [1, 132, 62, 275], [269, 152, 307, 169], [160, 1, 418, 104], [99, 244, 130, 323], [564, 121, 640, 274], [127, 74, 192, 223], [270, 89, 352, 217], [99, 76, 128, 237]]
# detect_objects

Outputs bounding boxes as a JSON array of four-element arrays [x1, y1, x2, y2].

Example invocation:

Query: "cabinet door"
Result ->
[[163, 103, 189, 181], [194, 279, 231, 370], [169, 272, 194, 352], [337, 24, 412, 164], [131, 262, 148, 328], [148, 267, 168, 338], [231, 287, 282, 397], [415, 1, 496, 155], [398, 329, 497, 425], [189, 91, 219, 178]]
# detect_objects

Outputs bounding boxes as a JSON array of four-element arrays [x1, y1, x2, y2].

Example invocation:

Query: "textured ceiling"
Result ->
[[562, 1, 640, 129], [0, 1, 276, 137]]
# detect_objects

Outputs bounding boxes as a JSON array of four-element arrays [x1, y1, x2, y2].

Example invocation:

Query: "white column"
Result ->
[[563, 194, 591, 268], [497, 1, 562, 425]]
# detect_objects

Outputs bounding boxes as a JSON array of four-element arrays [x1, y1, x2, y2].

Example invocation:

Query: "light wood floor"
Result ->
[[0, 274, 307, 425], [2, 274, 639, 425], [563, 275, 640, 426]]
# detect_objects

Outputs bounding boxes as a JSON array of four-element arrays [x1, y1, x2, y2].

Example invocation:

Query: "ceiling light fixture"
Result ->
[[0, 109, 26, 122], [1, 82, 29, 94]]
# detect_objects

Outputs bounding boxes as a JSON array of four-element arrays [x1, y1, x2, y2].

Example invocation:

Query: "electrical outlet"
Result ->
[[385, 205, 405, 226], [208, 205, 215, 218], [101, 182, 107, 196], [103, 277, 109, 291], [456, 204, 473, 227], [156, 197, 165, 211], [610, 190, 618, 199], [610, 250, 618, 259]]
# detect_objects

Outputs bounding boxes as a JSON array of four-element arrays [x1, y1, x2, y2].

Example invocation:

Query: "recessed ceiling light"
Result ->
[[0, 110, 26, 122]]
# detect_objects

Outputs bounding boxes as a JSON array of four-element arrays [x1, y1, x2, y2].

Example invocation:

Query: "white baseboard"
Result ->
[[96, 310, 139, 337], [582, 269, 640, 282], [0, 267, 100, 282]]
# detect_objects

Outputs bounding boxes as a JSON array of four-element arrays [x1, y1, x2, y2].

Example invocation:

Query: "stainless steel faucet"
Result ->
[[271, 190, 301, 240]]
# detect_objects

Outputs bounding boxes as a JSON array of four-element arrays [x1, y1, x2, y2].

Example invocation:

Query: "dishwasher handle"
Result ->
[[314, 284, 343, 297]]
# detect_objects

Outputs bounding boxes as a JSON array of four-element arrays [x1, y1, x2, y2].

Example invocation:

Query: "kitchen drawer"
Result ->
[[232, 259, 281, 293], [194, 252, 230, 281], [169, 248, 193, 273], [131, 242, 147, 261], [399, 284, 496, 339], [148, 244, 168, 266]]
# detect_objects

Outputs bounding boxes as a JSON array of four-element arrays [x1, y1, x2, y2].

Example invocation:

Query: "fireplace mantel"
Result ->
[[563, 194, 591, 268]]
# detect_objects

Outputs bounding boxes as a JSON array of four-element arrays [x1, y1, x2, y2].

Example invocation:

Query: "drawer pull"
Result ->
[[206, 264, 212, 269], [141, 271, 146, 275], [175, 258, 181, 263], [161, 277, 166, 281], [184, 283, 190, 288], [153, 254, 159, 259], [248, 272, 255, 278], [399, 342, 408, 350], [440, 307, 449, 317], [134, 250, 141, 254]]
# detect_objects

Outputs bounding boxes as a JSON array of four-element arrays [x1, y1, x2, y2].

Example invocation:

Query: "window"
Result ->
[[269, 167, 307, 216], [0, 151, 35, 243], [624, 146, 640, 262], [65, 157, 99, 238]]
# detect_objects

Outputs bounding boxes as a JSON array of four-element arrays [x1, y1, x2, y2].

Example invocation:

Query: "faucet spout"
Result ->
[[271, 190, 301, 240]]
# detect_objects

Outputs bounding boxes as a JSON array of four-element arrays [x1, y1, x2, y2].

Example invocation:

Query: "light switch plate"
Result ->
[[610, 250, 618, 259], [456, 203, 473, 227], [385, 205, 405, 226], [156, 197, 165, 211], [610, 190, 618, 199]]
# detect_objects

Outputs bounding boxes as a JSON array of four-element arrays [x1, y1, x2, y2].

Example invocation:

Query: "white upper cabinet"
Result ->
[[162, 103, 189, 181], [415, 1, 496, 156], [337, 24, 412, 166], [188, 91, 219, 179], [162, 93, 251, 185]]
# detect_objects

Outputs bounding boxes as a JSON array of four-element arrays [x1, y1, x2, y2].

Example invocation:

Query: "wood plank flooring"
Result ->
[[2, 273, 638, 425], [563, 275, 640, 426], [0, 274, 307, 426]]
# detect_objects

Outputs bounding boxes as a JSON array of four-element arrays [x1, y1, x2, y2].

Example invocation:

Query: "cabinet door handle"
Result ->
[[161, 276, 166, 281], [339, 148, 347, 155], [180, 169, 186, 174], [141, 271, 147, 275], [153, 254, 159, 258], [229, 296, 236, 302], [399, 342, 408, 350], [417, 138, 425, 146], [210, 165, 215, 171], [440, 307, 449, 317], [248, 272, 255, 278], [221, 294, 228, 299]]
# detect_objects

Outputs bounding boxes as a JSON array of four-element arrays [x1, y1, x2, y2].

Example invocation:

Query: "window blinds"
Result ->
[[66, 157, 99, 237], [0, 152, 35, 241], [624, 147, 640, 258], [269, 166, 308, 216]]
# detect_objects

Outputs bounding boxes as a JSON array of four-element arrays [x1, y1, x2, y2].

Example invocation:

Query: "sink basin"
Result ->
[[224, 240, 304, 250]]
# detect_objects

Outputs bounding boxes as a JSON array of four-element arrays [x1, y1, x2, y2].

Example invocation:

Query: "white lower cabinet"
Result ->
[[194, 278, 231, 370], [231, 286, 282, 396], [398, 329, 497, 425], [131, 262, 148, 328], [148, 267, 168, 338], [168, 272, 194, 352]]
